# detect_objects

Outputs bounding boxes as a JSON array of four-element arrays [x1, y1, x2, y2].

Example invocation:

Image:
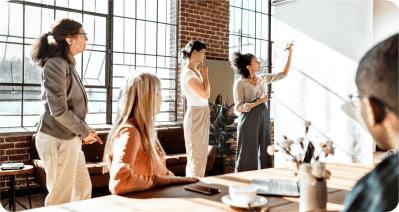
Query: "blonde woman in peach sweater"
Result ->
[[103, 71, 198, 195]]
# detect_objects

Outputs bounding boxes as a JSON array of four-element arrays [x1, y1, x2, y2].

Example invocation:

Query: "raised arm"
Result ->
[[187, 65, 210, 99], [43, 58, 90, 139], [282, 43, 294, 77]]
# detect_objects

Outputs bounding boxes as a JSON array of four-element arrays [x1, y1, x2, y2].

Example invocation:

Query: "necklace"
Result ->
[[248, 76, 258, 86]]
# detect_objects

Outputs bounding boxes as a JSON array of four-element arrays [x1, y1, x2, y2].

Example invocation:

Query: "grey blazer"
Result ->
[[37, 57, 90, 140]]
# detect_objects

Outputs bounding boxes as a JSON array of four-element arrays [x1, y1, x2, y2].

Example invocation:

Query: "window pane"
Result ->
[[146, 0, 157, 22], [55, 10, 83, 23], [124, 18, 136, 53], [146, 21, 157, 55], [0, 43, 23, 83], [114, 0, 124, 16], [0, 86, 22, 127], [161, 79, 175, 89], [155, 112, 175, 122], [162, 89, 175, 102], [248, 0, 255, 11], [113, 17, 124, 52], [136, 54, 144, 66], [83, 51, 106, 86], [256, 13, 261, 38], [157, 56, 176, 69], [56, 0, 83, 10], [248, 11, 255, 38], [233, 8, 242, 35], [157, 23, 166, 56], [86, 88, 107, 124], [158, 0, 166, 23], [137, 0, 145, 20], [255, 39, 261, 59], [229, 35, 240, 57], [243, 0, 249, 10], [84, 0, 108, 14], [261, 14, 268, 40], [6, 3, 23, 37], [24, 45, 42, 84], [256, 0, 262, 13], [113, 65, 129, 88], [84, 15, 106, 51], [262, 0, 269, 14], [260, 40, 269, 73], [25, 6, 54, 42], [166, 0, 177, 24], [230, 0, 242, 8], [242, 38, 255, 55], [125, 0, 136, 18], [157, 68, 175, 80], [242, 10, 248, 36], [23, 86, 41, 127], [136, 21, 145, 53]]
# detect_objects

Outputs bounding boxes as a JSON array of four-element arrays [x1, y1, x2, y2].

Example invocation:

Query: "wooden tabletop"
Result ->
[[0, 165, 34, 176], [24, 163, 373, 212]]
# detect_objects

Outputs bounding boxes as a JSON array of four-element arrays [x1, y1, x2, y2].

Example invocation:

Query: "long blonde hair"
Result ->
[[103, 71, 165, 174]]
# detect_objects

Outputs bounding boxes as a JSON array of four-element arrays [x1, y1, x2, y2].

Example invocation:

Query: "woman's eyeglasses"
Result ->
[[70, 32, 87, 39]]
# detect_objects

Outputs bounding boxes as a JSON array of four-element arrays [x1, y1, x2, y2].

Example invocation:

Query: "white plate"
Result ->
[[221, 195, 268, 208]]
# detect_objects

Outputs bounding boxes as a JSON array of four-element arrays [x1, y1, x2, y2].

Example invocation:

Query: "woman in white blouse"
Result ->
[[232, 43, 293, 172], [180, 40, 210, 178]]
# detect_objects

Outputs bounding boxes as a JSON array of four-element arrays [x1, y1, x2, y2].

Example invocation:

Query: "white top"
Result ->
[[181, 68, 208, 107], [233, 72, 285, 113]]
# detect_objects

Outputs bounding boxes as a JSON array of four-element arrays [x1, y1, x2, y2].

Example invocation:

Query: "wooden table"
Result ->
[[1, 165, 34, 212], [25, 163, 373, 212]]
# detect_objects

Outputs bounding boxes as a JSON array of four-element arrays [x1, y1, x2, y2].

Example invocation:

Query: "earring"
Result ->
[[70, 43, 74, 46]]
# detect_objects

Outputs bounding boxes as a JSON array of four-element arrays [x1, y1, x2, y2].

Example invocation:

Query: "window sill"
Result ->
[[0, 121, 183, 137]]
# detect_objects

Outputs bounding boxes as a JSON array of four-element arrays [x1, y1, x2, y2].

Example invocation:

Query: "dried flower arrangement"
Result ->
[[267, 121, 335, 184]]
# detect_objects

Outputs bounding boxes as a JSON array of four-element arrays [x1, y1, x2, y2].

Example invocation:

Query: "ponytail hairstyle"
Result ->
[[31, 18, 82, 67], [180, 40, 207, 59], [231, 51, 255, 79]]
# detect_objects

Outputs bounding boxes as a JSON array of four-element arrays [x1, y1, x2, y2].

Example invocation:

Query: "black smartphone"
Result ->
[[184, 185, 221, 195]]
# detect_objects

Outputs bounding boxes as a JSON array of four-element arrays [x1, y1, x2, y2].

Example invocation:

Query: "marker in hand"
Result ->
[[284, 39, 295, 51]]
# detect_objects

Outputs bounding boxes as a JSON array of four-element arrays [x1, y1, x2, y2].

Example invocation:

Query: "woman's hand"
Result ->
[[169, 176, 199, 184], [83, 129, 102, 145], [256, 94, 271, 104], [155, 176, 199, 187], [199, 64, 208, 77], [286, 43, 294, 54]]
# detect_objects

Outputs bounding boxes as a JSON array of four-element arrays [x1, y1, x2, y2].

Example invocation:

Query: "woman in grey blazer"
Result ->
[[32, 18, 101, 206]]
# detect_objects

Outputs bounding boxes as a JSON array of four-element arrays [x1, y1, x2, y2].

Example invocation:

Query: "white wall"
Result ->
[[373, 1, 398, 44], [273, 1, 374, 167]]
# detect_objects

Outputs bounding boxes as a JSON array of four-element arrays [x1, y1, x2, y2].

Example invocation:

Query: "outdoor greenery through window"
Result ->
[[229, 0, 275, 119], [0, 0, 178, 128]]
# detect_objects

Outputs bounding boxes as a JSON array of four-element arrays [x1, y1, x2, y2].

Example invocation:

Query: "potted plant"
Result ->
[[208, 94, 238, 175]]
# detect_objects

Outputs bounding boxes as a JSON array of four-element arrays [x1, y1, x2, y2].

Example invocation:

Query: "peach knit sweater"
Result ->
[[109, 121, 174, 195]]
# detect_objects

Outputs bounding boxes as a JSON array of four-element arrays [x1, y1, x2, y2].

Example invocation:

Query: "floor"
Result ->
[[0, 151, 390, 211]]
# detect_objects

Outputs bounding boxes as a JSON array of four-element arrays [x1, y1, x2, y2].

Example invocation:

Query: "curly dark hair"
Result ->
[[230, 51, 255, 79], [31, 18, 82, 67], [180, 40, 207, 59]]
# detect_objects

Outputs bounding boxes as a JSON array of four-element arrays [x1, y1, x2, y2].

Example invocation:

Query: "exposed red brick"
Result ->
[[5, 137, 25, 143], [6, 149, 27, 155], [0, 138, 4, 143], [0, 143, 15, 149], [9, 154, 29, 161], [14, 142, 31, 148]]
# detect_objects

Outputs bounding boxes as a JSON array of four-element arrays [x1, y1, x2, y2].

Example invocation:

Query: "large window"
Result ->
[[229, 0, 275, 119], [0, 0, 178, 128]]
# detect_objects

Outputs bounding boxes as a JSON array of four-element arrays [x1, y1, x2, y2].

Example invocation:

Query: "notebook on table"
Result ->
[[251, 178, 300, 197], [0, 163, 25, 170]]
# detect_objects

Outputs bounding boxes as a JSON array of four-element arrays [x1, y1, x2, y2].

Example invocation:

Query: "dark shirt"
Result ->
[[342, 153, 398, 212]]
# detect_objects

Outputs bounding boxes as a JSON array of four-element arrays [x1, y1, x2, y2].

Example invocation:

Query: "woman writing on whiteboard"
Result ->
[[232, 43, 293, 172]]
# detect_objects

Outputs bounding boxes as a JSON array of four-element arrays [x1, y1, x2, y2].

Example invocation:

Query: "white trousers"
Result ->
[[36, 132, 92, 206], [184, 106, 210, 178]]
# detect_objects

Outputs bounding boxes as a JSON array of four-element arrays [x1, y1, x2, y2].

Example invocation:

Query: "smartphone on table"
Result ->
[[184, 185, 221, 195]]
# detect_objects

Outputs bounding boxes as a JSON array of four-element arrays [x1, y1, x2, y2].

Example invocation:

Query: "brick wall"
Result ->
[[0, 134, 38, 192]]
